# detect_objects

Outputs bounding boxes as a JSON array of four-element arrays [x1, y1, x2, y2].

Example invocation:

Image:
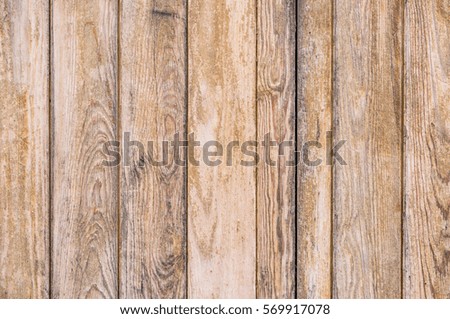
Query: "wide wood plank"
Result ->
[[188, 0, 256, 298], [333, 0, 403, 298], [256, 0, 295, 299], [0, 0, 49, 298], [297, 0, 333, 298], [120, 0, 187, 298], [52, 0, 118, 298], [404, 0, 449, 298]]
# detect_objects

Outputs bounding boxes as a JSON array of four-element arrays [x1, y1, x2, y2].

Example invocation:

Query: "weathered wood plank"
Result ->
[[0, 0, 49, 298], [188, 0, 256, 298], [297, 0, 333, 299], [333, 0, 403, 298], [52, 0, 118, 298], [119, 0, 187, 298], [404, 0, 449, 299], [256, 0, 296, 299]]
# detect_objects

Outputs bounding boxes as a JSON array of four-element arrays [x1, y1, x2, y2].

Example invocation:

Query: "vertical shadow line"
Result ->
[[400, 0, 406, 300], [185, 0, 189, 299], [294, 0, 298, 300], [117, 0, 121, 299], [255, 0, 258, 299], [330, 0, 336, 299], [48, 0, 54, 300]]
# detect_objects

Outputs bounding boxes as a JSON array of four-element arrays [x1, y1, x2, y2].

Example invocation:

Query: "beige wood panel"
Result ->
[[256, 0, 296, 299], [119, 0, 187, 298], [333, 0, 403, 298], [404, 0, 449, 299], [52, 0, 118, 298], [188, 0, 257, 298], [0, 0, 49, 298], [297, 0, 333, 299]]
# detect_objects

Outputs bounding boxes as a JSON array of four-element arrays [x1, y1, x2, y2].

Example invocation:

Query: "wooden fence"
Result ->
[[0, 0, 448, 298]]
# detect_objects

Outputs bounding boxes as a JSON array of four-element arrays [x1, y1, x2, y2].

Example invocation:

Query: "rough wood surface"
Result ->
[[297, 0, 333, 299], [120, 0, 187, 298], [188, 0, 256, 298], [404, 0, 449, 299], [256, 0, 296, 299], [52, 0, 118, 298], [0, 0, 49, 298], [333, 0, 403, 298]]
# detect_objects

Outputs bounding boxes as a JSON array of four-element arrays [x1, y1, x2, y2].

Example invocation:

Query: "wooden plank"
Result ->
[[333, 0, 403, 298], [119, 0, 187, 298], [52, 0, 118, 298], [0, 0, 49, 298], [297, 0, 333, 298], [188, 0, 256, 298], [404, 0, 449, 299], [256, 0, 295, 299]]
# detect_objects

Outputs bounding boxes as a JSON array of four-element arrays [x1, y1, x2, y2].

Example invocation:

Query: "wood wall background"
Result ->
[[0, 0, 448, 298]]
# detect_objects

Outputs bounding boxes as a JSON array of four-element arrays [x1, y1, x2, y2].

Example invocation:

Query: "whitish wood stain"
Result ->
[[0, 0, 49, 298], [188, 0, 257, 298]]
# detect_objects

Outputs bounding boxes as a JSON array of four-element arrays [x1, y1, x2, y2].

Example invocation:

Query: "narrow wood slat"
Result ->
[[333, 0, 403, 298], [404, 0, 449, 298], [297, 0, 333, 298], [256, 0, 296, 299], [120, 0, 187, 298], [52, 0, 118, 298], [188, 0, 256, 298], [0, 0, 49, 298]]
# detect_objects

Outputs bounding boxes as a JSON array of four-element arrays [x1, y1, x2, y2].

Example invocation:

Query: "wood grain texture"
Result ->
[[297, 0, 333, 299], [120, 0, 187, 298], [404, 0, 449, 299], [188, 0, 256, 298], [256, 0, 295, 299], [52, 0, 118, 298], [0, 0, 49, 298], [333, 0, 403, 298]]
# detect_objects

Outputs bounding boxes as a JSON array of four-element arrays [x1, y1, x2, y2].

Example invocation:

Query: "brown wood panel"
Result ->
[[119, 0, 187, 298], [333, 0, 403, 298], [256, 0, 296, 299], [0, 0, 49, 298], [297, 0, 333, 299], [52, 0, 118, 298], [404, 0, 449, 299], [188, 0, 257, 298]]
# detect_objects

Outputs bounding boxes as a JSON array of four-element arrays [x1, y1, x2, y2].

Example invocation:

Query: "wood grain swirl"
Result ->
[[257, 0, 296, 299], [52, 0, 118, 298]]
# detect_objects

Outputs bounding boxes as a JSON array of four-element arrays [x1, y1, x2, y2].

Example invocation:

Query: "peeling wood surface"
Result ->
[[0, 0, 49, 298], [187, 0, 257, 298]]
